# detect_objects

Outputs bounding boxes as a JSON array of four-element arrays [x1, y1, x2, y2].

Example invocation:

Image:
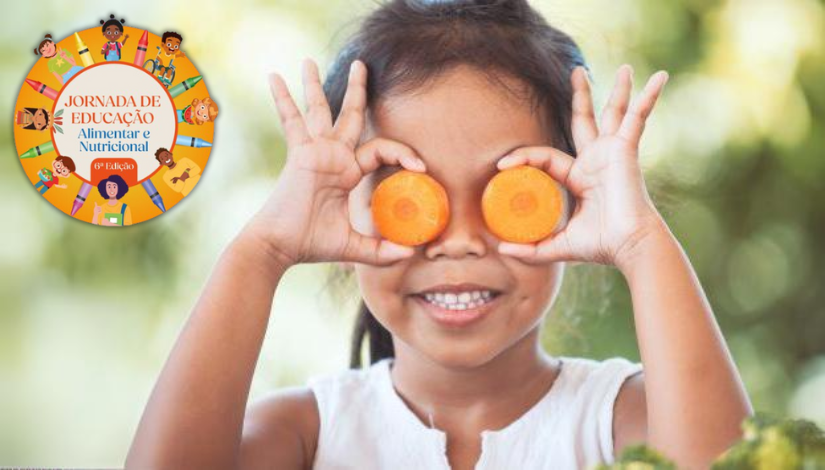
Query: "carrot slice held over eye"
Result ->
[[482, 165, 567, 244], [371, 170, 450, 246]]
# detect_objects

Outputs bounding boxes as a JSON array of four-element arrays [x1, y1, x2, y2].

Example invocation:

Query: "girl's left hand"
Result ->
[[496, 65, 669, 272]]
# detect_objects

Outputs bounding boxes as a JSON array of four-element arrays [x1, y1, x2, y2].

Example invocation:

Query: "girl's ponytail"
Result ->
[[349, 301, 394, 368]]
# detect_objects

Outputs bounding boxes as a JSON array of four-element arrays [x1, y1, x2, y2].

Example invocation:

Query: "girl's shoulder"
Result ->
[[241, 385, 320, 470]]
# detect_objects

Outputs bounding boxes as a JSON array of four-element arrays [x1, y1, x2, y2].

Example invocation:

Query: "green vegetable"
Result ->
[[596, 413, 825, 470]]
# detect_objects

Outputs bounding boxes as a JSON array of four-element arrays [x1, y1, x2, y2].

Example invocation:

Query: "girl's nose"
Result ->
[[424, 197, 488, 260]]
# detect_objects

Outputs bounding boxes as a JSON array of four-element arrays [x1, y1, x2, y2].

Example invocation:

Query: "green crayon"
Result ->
[[19, 140, 55, 159], [168, 76, 202, 98]]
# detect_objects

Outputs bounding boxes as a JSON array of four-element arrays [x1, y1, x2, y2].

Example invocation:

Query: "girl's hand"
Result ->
[[247, 58, 424, 268], [496, 65, 669, 272]]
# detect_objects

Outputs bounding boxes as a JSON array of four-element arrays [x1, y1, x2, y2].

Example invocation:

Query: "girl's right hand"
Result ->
[[247, 58, 425, 268]]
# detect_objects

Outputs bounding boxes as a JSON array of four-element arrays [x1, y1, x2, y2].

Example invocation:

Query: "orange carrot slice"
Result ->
[[482, 165, 566, 243], [371, 170, 450, 246]]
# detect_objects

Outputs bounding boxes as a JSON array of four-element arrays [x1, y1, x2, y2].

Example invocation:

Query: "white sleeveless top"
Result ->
[[306, 356, 643, 470]]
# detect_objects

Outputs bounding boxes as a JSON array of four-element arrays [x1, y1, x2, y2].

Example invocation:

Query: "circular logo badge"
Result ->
[[14, 24, 216, 226]]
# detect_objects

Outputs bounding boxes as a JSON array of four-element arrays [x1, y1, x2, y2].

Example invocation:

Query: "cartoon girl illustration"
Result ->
[[15, 107, 64, 133], [92, 174, 132, 226], [99, 15, 129, 61], [177, 97, 219, 125], [34, 34, 82, 84]]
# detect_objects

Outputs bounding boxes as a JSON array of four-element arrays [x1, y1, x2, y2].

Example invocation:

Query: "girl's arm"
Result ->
[[496, 65, 751, 469], [125, 231, 293, 470], [125, 58, 422, 470], [615, 215, 752, 468]]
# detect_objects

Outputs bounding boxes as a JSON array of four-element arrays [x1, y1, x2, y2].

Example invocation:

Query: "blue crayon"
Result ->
[[141, 179, 166, 213], [176, 135, 212, 148]]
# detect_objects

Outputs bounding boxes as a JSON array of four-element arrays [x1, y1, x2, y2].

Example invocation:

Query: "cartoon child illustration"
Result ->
[[16, 107, 64, 133], [92, 174, 132, 226], [34, 34, 82, 84], [16, 108, 50, 131], [34, 155, 75, 195], [99, 15, 129, 61], [177, 97, 219, 125], [155, 147, 201, 197], [157, 31, 185, 83]]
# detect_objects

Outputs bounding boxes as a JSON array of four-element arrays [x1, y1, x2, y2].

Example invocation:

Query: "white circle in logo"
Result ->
[[52, 63, 176, 182]]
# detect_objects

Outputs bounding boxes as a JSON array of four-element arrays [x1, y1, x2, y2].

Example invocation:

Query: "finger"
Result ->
[[498, 231, 577, 264], [333, 60, 368, 148], [302, 58, 333, 137], [617, 71, 669, 146], [495, 146, 580, 195], [342, 231, 415, 265], [354, 138, 426, 176], [570, 66, 598, 152], [600, 64, 634, 135], [268, 72, 310, 146]]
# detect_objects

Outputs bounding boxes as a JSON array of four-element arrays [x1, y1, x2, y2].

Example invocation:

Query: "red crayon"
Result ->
[[24, 78, 58, 101], [133, 30, 149, 67]]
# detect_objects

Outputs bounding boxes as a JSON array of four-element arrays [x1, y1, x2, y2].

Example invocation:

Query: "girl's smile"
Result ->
[[410, 283, 503, 328]]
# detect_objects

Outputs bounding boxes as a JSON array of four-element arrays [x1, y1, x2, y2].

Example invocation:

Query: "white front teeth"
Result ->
[[422, 290, 495, 311]]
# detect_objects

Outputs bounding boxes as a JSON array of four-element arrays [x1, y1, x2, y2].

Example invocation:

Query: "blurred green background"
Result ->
[[1, 0, 824, 466]]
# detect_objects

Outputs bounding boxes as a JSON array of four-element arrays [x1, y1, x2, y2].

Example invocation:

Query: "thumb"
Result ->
[[497, 231, 576, 264], [341, 231, 415, 265]]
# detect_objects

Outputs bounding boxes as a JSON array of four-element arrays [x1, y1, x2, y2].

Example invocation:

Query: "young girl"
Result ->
[[34, 34, 82, 84], [126, 1, 752, 469], [100, 15, 129, 62]]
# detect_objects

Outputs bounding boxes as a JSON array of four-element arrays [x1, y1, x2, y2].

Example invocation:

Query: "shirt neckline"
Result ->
[[377, 357, 569, 441]]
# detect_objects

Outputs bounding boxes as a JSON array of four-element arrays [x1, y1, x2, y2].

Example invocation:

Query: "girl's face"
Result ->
[[33, 109, 48, 130], [104, 25, 123, 41], [350, 66, 565, 369], [40, 42, 55, 57], [106, 181, 119, 198], [193, 99, 211, 123]]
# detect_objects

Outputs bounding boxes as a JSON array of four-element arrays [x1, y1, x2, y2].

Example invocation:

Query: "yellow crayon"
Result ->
[[74, 32, 94, 67]]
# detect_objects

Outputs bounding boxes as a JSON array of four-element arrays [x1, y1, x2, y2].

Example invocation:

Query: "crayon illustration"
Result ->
[[74, 33, 95, 67], [70, 182, 93, 216], [176, 135, 212, 148], [24, 78, 59, 101], [19, 140, 55, 159], [34, 156, 75, 195], [34, 34, 82, 84], [167, 76, 202, 98], [133, 30, 149, 67], [99, 15, 129, 61], [177, 97, 219, 125], [141, 179, 166, 213], [155, 147, 201, 197]]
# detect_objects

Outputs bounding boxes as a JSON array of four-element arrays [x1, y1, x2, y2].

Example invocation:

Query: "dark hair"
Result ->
[[162, 31, 183, 43], [22, 107, 50, 130], [34, 34, 54, 56], [97, 174, 129, 199], [321, 0, 589, 369], [100, 14, 125, 33], [154, 147, 170, 162], [55, 155, 76, 173]]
